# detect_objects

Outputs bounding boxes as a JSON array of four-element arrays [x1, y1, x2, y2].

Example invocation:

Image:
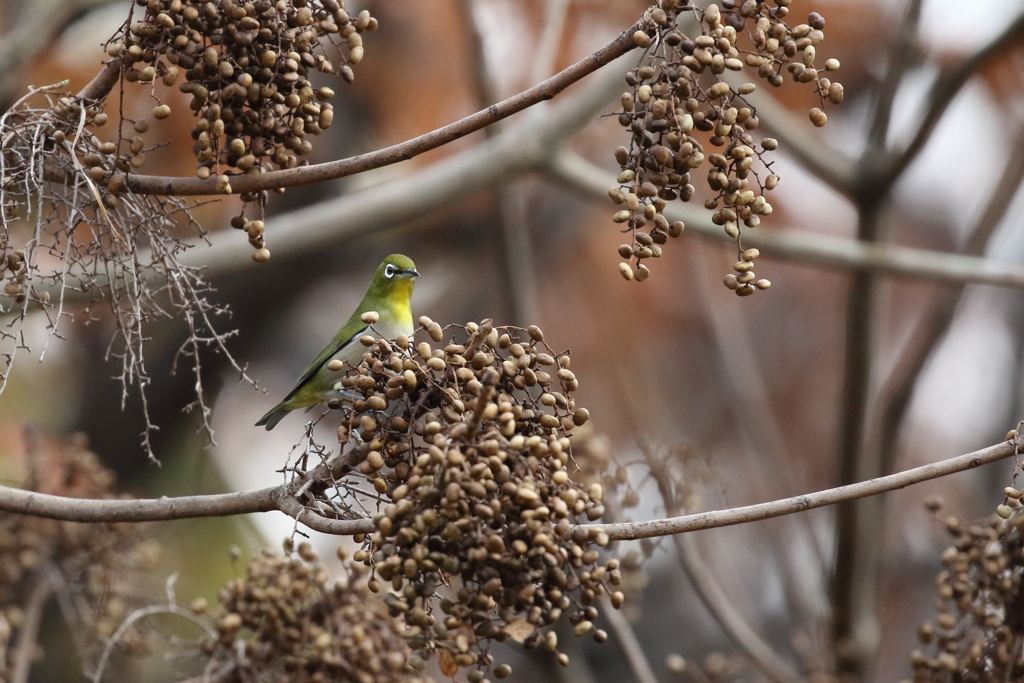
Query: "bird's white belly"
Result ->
[[316, 318, 413, 398]]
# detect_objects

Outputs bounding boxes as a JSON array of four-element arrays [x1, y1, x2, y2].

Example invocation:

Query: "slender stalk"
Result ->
[[644, 443, 803, 683], [874, 121, 1024, 478], [11, 574, 51, 683], [598, 595, 659, 683]]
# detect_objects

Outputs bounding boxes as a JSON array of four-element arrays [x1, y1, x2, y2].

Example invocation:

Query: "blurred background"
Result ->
[[3, 0, 1024, 681]]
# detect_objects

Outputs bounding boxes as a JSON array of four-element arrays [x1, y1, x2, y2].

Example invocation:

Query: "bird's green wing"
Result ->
[[279, 318, 369, 402]]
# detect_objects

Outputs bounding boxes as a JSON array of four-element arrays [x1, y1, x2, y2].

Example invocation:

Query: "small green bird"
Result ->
[[256, 254, 419, 430]]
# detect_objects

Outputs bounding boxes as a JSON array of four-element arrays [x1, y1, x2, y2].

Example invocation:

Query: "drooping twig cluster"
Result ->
[[284, 319, 621, 679], [910, 498, 1024, 682], [1, 86, 256, 460], [611, 0, 843, 290]]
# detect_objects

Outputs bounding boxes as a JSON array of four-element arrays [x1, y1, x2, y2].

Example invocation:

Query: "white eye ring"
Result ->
[[384, 264, 396, 278]]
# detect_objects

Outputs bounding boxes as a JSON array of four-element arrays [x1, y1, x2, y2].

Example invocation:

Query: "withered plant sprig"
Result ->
[[0, 86, 256, 462]]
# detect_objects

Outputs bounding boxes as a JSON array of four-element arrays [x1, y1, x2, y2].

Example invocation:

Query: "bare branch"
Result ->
[[600, 437, 1017, 541], [77, 59, 123, 103], [550, 153, 1024, 289], [0, 0, 114, 105], [55, 19, 645, 196], [866, 0, 924, 152], [458, 0, 542, 325], [673, 534, 803, 683], [0, 483, 284, 523], [875, 119, 1024, 478], [598, 595, 659, 683], [643, 444, 804, 683], [887, 10, 1024, 185], [11, 574, 51, 683], [0, 436, 1015, 541]]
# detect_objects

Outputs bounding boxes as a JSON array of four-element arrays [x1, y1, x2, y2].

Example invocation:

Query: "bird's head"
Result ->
[[368, 254, 419, 300]]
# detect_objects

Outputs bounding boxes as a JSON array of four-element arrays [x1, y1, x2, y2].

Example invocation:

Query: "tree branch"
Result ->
[[59, 19, 644, 196], [875, 119, 1024, 479], [673, 534, 803, 683], [0, 442, 379, 535], [0, 0, 114, 105], [886, 10, 1024, 185], [550, 152, 1024, 289], [8, 59, 627, 320], [598, 594, 659, 683], [866, 0, 924, 153], [0, 437, 1015, 540], [77, 58, 123, 103], [643, 445, 803, 683], [600, 437, 1017, 541], [11, 573, 51, 683], [458, 0, 543, 326]]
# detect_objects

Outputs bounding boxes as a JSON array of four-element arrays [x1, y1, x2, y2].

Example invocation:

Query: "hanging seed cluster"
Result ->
[[107, 0, 374, 183], [325, 318, 620, 678], [0, 248, 33, 305], [722, 247, 769, 295], [611, 0, 843, 290], [202, 546, 427, 683], [909, 505, 1024, 683], [0, 436, 160, 677]]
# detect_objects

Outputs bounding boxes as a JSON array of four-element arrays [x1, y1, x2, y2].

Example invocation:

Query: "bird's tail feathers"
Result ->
[[255, 403, 290, 430]]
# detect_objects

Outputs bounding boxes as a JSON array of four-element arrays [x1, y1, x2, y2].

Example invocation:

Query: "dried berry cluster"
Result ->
[[201, 545, 426, 683], [0, 435, 159, 676], [722, 247, 769, 295], [106, 0, 373, 186], [0, 248, 39, 305], [909, 505, 1024, 683], [323, 319, 621, 678], [611, 0, 843, 290]]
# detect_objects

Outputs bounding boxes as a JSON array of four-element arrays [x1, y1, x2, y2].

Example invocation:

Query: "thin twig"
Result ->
[[76, 59, 123, 103], [11, 573, 52, 683], [874, 119, 1024, 477], [866, 0, 924, 152], [458, 0, 544, 325], [885, 10, 1024, 186], [689, 243, 827, 622], [643, 444, 803, 683], [91, 603, 212, 683], [0, 0, 114, 105], [673, 534, 803, 683], [598, 594, 658, 683], [599, 436, 1018, 541]]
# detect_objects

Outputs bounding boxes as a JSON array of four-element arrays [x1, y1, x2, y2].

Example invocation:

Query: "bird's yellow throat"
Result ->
[[387, 277, 415, 327]]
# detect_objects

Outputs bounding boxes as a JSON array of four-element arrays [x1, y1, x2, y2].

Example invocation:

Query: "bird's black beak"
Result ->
[[402, 268, 420, 278]]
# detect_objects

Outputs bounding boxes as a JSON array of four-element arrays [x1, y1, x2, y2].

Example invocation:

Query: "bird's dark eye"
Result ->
[[384, 264, 396, 278]]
